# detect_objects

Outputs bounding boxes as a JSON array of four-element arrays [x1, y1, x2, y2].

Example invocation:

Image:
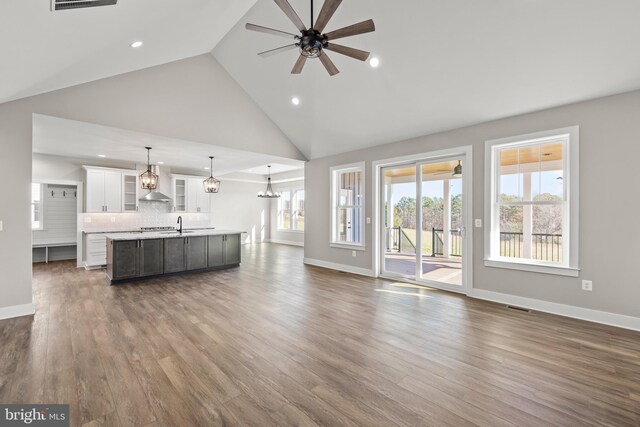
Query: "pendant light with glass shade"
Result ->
[[140, 147, 159, 190], [257, 165, 281, 198], [203, 156, 221, 193]]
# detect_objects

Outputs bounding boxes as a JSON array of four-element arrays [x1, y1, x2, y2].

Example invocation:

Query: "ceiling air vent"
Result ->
[[51, 0, 117, 11]]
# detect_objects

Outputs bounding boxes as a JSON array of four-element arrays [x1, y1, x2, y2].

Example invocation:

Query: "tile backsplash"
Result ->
[[81, 201, 211, 232]]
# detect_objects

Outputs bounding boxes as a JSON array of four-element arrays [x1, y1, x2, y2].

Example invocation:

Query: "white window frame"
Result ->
[[32, 183, 44, 231], [292, 189, 305, 232], [276, 187, 305, 233], [484, 126, 579, 277], [330, 162, 366, 250]]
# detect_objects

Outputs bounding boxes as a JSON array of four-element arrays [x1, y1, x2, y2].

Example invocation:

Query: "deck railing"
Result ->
[[500, 232, 562, 262], [432, 228, 462, 257], [387, 227, 416, 254]]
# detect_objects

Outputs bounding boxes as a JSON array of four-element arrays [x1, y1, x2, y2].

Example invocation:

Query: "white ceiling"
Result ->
[[5, 0, 640, 162], [213, 0, 640, 159], [32, 114, 304, 176], [0, 0, 256, 103]]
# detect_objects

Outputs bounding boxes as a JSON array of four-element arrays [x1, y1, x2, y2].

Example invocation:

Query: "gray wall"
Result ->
[[211, 180, 271, 244], [0, 53, 303, 312], [32, 153, 134, 182], [305, 89, 640, 318]]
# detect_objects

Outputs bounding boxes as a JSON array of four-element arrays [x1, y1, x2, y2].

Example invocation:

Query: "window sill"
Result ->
[[276, 229, 304, 234], [330, 242, 366, 251], [484, 258, 579, 277]]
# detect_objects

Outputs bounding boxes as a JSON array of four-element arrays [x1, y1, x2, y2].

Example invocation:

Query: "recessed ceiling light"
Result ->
[[204, 167, 210, 170], [369, 57, 380, 68], [291, 97, 300, 106], [130, 41, 143, 48], [98, 154, 106, 158], [157, 161, 164, 165]]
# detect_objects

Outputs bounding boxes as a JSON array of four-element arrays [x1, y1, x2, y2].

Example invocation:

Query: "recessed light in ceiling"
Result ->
[[369, 57, 380, 68], [204, 167, 210, 170], [157, 161, 164, 165], [130, 41, 143, 48], [98, 154, 106, 158], [291, 97, 300, 106]]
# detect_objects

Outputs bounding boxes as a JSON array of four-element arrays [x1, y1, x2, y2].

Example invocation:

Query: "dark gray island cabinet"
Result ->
[[106, 231, 242, 284]]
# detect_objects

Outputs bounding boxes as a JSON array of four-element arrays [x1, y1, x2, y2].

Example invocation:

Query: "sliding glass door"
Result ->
[[418, 160, 464, 288], [382, 164, 418, 277], [380, 156, 467, 292]]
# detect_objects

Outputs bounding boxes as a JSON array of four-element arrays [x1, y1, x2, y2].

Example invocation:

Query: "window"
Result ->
[[277, 188, 304, 231], [331, 163, 365, 248], [277, 191, 291, 230], [485, 127, 579, 276], [292, 190, 305, 231], [32, 183, 43, 230]]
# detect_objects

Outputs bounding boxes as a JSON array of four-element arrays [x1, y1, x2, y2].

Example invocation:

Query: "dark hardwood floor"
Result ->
[[1, 243, 639, 426]]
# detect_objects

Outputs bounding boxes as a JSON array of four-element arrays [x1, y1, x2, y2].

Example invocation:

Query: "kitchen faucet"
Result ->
[[177, 216, 183, 234]]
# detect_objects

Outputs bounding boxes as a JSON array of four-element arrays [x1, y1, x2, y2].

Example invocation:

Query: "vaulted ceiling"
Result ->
[[213, 0, 640, 159], [0, 0, 255, 103], [2, 0, 640, 161]]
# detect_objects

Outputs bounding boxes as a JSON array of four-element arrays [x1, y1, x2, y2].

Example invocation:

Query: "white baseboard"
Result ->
[[268, 238, 304, 247], [471, 289, 640, 332], [303, 258, 375, 277], [0, 303, 35, 321]]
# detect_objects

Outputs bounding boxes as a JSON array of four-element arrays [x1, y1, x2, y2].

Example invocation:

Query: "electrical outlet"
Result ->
[[0, 220, 3, 231], [352, 250, 357, 257], [366, 217, 371, 224], [84, 216, 92, 223], [110, 217, 116, 223], [475, 219, 483, 228], [582, 280, 593, 291]]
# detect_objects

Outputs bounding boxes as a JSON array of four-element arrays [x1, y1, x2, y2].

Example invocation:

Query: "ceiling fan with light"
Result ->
[[246, 0, 375, 76], [433, 161, 463, 177]]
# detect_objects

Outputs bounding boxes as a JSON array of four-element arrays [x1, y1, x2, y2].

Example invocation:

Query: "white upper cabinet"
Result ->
[[122, 173, 138, 212], [84, 167, 134, 213], [199, 190, 210, 214], [173, 175, 210, 213], [86, 169, 107, 213], [187, 178, 199, 213], [172, 177, 187, 212], [104, 171, 122, 213], [188, 177, 210, 213]]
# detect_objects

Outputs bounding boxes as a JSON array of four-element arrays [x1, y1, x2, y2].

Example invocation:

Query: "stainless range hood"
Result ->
[[139, 165, 172, 202], [140, 191, 172, 202]]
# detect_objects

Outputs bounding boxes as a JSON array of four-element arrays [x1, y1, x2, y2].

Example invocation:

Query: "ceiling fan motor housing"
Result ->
[[300, 29, 327, 58]]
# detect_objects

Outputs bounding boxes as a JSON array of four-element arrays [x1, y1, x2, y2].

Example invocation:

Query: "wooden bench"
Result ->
[[33, 241, 77, 263]]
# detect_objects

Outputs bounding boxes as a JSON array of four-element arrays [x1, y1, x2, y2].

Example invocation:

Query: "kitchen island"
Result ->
[[105, 229, 243, 284]]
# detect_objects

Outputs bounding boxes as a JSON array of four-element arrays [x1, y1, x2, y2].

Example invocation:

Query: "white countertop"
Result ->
[[84, 227, 217, 234], [105, 229, 244, 241]]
